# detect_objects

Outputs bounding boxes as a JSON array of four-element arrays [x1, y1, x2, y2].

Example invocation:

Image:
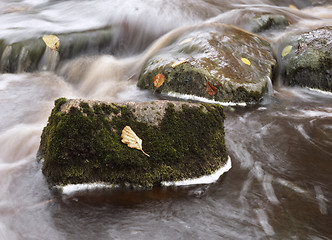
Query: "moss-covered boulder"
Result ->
[[279, 26, 332, 91], [137, 23, 276, 103], [38, 98, 228, 188]]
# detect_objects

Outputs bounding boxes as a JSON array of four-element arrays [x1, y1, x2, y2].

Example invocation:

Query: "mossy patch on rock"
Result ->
[[38, 98, 228, 188], [137, 23, 276, 103], [279, 26, 332, 91]]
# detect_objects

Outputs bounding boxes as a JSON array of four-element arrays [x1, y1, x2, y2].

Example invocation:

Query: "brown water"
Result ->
[[0, 0, 332, 239]]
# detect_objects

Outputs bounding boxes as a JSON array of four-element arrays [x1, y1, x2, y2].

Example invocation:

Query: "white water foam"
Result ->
[[59, 183, 119, 196], [162, 156, 232, 186], [58, 156, 232, 195], [307, 87, 332, 96], [166, 92, 247, 106]]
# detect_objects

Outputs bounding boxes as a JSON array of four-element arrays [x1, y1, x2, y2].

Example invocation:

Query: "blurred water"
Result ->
[[0, 0, 332, 239]]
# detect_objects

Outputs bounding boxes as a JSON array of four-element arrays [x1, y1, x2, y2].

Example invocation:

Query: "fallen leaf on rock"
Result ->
[[281, 45, 292, 59], [171, 60, 187, 68], [42, 35, 60, 50], [241, 57, 251, 66], [121, 126, 150, 157], [206, 80, 218, 96], [154, 73, 165, 89]]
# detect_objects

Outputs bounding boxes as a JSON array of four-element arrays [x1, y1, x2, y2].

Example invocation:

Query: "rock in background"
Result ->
[[279, 26, 332, 92], [38, 98, 227, 188]]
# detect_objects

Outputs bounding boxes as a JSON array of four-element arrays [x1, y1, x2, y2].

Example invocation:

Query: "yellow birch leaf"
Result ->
[[289, 4, 298, 10], [42, 35, 60, 50], [241, 57, 251, 66], [154, 73, 165, 89], [171, 59, 187, 68], [121, 126, 150, 157], [281, 45, 292, 59]]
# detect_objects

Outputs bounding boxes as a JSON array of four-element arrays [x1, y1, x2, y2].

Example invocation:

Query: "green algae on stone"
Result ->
[[280, 26, 332, 91], [38, 98, 228, 188], [137, 23, 276, 103]]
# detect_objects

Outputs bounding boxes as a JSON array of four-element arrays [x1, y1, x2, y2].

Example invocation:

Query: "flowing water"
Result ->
[[1, 0, 332, 239]]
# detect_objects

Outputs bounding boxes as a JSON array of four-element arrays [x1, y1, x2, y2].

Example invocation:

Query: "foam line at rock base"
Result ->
[[307, 87, 332, 96], [162, 156, 232, 186], [166, 92, 247, 106], [57, 156, 232, 195]]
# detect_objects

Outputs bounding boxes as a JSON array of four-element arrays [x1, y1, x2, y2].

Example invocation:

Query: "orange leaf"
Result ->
[[206, 80, 218, 96], [154, 73, 165, 89]]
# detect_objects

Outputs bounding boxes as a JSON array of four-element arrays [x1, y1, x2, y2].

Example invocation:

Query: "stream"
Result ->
[[0, 0, 331, 239]]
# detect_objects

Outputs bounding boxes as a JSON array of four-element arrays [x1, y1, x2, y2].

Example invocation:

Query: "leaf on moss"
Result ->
[[154, 73, 165, 89], [206, 80, 218, 96], [241, 57, 251, 66], [121, 126, 150, 157], [281, 45, 292, 59], [42, 35, 60, 50]]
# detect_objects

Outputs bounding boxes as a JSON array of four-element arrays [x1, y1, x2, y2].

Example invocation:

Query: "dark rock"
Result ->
[[0, 28, 113, 73], [245, 14, 289, 33], [137, 23, 276, 103], [38, 98, 228, 188], [279, 26, 332, 91]]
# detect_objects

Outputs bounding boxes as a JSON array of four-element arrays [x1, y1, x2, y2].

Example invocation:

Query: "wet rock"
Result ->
[[0, 28, 113, 73], [38, 98, 227, 188], [279, 26, 332, 91], [245, 14, 289, 33], [137, 24, 276, 103]]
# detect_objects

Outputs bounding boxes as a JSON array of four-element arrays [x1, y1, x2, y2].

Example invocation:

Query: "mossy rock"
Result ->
[[38, 98, 228, 188], [279, 26, 332, 91], [137, 23, 276, 103], [0, 27, 113, 73]]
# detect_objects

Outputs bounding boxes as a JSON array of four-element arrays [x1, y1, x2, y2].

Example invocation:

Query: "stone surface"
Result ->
[[0, 27, 113, 73], [279, 26, 332, 91], [137, 23, 276, 103], [38, 98, 228, 188], [245, 14, 289, 33]]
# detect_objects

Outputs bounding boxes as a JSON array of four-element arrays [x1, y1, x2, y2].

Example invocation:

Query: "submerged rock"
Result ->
[[137, 23, 276, 103], [0, 28, 113, 73], [38, 98, 228, 188], [245, 14, 289, 33], [279, 26, 332, 91]]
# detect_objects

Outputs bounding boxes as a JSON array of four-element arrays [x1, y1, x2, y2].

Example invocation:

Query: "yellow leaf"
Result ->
[[171, 59, 187, 68], [241, 58, 251, 66], [281, 45, 292, 59], [289, 4, 298, 10], [154, 73, 165, 89], [42, 35, 60, 50], [121, 126, 150, 157]]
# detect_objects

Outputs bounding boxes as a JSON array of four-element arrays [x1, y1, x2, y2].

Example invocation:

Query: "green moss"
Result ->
[[39, 99, 227, 188]]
